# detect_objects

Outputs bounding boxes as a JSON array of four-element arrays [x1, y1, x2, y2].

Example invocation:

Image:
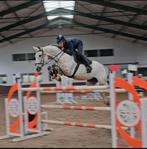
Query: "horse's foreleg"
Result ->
[[55, 74, 61, 82]]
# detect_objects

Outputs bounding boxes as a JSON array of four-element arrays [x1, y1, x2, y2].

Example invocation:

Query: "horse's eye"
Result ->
[[39, 55, 42, 57]]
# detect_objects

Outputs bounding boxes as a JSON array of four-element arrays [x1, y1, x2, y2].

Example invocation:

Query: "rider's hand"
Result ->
[[75, 49, 78, 52]]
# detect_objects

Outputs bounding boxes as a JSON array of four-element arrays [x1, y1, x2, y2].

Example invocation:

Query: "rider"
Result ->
[[56, 35, 92, 73]]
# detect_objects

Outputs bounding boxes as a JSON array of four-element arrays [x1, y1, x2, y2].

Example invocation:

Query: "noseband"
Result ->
[[35, 47, 45, 67]]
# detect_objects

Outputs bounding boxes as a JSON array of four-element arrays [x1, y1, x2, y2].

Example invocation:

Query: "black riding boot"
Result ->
[[78, 54, 92, 73], [86, 65, 92, 73]]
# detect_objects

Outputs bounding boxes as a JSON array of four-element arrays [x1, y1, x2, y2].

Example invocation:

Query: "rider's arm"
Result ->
[[68, 42, 75, 54], [76, 40, 83, 54], [64, 41, 75, 56]]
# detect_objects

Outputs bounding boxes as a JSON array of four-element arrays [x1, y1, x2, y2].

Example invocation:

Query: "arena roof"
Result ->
[[0, 0, 147, 46]]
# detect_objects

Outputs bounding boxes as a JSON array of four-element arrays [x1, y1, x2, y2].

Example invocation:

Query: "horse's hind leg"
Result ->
[[86, 77, 98, 86]]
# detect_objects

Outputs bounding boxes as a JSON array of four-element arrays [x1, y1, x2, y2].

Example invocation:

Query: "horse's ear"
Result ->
[[33, 46, 40, 52]]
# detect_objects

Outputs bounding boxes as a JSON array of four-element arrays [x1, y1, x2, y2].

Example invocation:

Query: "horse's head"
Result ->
[[33, 46, 49, 72]]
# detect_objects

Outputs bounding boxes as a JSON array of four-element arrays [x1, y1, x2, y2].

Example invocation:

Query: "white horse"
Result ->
[[33, 45, 108, 86]]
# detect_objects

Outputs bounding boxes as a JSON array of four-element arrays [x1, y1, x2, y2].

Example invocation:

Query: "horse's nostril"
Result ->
[[36, 67, 41, 72]]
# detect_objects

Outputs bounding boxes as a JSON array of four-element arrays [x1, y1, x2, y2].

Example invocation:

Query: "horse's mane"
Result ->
[[46, 44, 59, 48], [43, 44, 61, 51]]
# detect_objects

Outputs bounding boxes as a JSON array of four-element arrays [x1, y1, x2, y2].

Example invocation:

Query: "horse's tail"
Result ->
[[97, 65, 109, 85]]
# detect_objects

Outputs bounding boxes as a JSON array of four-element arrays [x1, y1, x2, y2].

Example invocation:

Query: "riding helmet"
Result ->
[[56, 35, 66, 44]]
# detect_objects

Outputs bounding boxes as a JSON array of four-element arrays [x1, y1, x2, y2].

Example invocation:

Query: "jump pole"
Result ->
[[41, 105, 111, 111], [127, 72, 135, 138], [20, 86, 126, 93], [42, 120, 112, 129], [109, 71, 117, 148], [20, 85, 109, 91], [141, 98, 147, 148]]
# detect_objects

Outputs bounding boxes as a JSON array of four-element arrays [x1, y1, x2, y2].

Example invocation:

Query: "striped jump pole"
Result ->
[[20, 85, 109, 91], [20, 86, 126, 94], [41, 105, 111, 111], [40, 89, 109, 94], [42, 120, 112, 129]]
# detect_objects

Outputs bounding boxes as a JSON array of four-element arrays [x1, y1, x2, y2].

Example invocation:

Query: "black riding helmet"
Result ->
[[56, 35, 66, 44]]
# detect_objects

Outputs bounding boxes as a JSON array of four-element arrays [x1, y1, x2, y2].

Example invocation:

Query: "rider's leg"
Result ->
[[76, 42, 92, 73], [76, 41, 83, 54], [81, 54, 92, 73], [76, 52, 92, 73]]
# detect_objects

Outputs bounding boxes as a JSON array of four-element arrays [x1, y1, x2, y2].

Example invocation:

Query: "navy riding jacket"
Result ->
[[63, 38, 83, 56]]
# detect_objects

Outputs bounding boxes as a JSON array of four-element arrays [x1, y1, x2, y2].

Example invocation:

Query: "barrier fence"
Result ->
[[0, 70, 147, 148]]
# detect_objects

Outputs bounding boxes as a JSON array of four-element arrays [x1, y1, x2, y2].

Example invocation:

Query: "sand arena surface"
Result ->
[[0, 93, 128, 148]]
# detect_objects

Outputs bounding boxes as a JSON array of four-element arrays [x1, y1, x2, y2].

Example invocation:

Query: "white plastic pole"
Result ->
[[18, 79, 25, 137], [36, 77, 42, 133], [127, 72, 135, 138], [141, 98, 147, 148], [109, 72, 117, 148]]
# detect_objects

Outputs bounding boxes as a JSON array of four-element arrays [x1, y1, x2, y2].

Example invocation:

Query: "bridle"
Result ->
[[35, 46, 65, 69], [35, 48, 45, 67]]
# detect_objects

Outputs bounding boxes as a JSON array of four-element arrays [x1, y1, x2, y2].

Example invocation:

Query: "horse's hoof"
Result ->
[[105, 101, 110, 106]]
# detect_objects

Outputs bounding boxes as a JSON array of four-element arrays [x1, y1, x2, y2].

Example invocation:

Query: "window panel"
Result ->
[[99, 49, 114, 56], [27, 53, 35, 60], [12, 54, 25, 61], [85, 50, 98, 57], [43, 1, 75, 21], [12, 53, 35, 61], [138, 67, 147, 76]]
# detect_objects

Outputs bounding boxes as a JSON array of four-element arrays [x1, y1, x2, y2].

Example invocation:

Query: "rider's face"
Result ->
[[58, 41, 64, 49]]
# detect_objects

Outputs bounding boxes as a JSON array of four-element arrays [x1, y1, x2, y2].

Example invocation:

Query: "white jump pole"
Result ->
[[17, 79, 26, 139], [36, 77, 42, 133], [109, 71, 117, 148], [20, 85, 109, 91], [21, 86, 126, 94], [127, 72, 135, 138], [141, 98, 147, 148], [41, 105, 111, 111]]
